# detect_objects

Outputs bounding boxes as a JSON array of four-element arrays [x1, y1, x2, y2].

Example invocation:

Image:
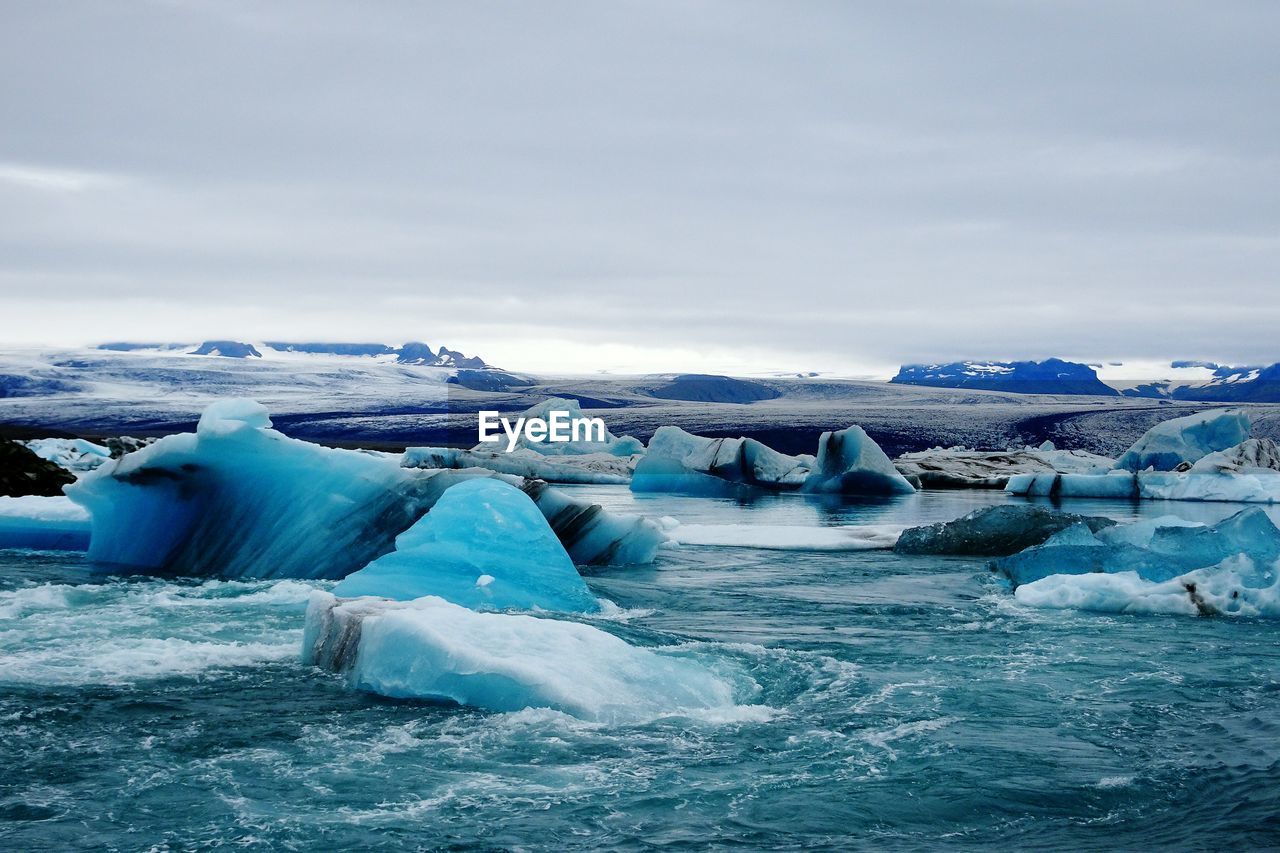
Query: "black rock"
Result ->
[[0, 439, 76, 497]]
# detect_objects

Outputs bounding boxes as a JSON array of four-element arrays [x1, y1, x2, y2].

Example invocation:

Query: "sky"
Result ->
[[1, 0, 1277, 377]]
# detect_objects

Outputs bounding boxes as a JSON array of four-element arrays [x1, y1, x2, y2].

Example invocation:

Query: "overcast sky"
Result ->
[[1, 1, 1277, 375]]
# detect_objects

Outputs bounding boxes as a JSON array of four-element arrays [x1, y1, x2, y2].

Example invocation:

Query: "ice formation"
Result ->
[[1006, 469, 1280, 503], [302, 591, 745, 722], [894, 505, 1115, 556], [334, 479, 600, 613], [893, 446, 1112, 489], [800, 426, 916, 495], [1113, 409, 1251, 472], [20, 438, 113, 474], [1014, 554, 1280, 618], [1189, 438, 1280, 475], [402, 446, 634, 485], [489, 398, 643, 457], [67, 399, 665, 578], [631, 426, 813, 495], [632, 424, 912, 497], [0, 495, 91, 551], [995, 507, 1280, 590]]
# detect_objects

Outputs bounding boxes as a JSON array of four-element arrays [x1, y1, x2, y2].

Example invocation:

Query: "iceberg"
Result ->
[[302, 591, 747, 723], [632, 423, 913, 497], [1015, 555, 1280, 618], [1113, 409, 1251, 472], [894, 505, 1115, 556], [994, 507, 1280, 589], [800, 426, 916, 495], [491, 398, 643, 457], [403, 446, 634, 485], [631, 426, 813, 496], [20, 438, 113, 475], [1005, 468, 1280, 503], [893, 446, 1113, 489], [1189, 438, 1280, 475], [67, 399, 665, 578], [334, 479, 600, 613], [0, 495, 91, 551]]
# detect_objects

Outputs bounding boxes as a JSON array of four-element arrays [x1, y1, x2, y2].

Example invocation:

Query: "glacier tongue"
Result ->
[[302, 591, 752, 723], [333, 478, 601, 613]]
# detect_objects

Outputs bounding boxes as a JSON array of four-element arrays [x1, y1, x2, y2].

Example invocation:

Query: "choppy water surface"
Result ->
[[2, 489, 1279, 850]]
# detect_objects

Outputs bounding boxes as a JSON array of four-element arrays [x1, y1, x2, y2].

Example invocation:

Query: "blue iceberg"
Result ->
[[302, 591, 752, 723], [334, 479, 601, 613], [631, 426, 812, 496], [1114, 409, 1251, 472], [800, 425, 916, 495], [996, 507, 1280, 590], [67, 399, 665, 578]]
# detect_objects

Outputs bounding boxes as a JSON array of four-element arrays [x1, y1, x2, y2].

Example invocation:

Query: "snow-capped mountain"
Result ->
[[1117, 363, 1279, 402], [96, 340, 493, 369], [890, 359, 1118, 397]]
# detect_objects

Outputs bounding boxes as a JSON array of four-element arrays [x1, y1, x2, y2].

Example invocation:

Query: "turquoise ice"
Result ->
[[334, 479, 600, 613]]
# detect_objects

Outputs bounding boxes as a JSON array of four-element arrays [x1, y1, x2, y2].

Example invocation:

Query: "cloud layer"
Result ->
[[2, 1, 1277, 374]]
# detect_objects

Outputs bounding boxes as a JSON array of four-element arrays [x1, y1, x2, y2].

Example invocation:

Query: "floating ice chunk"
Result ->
[[20, 438, 112, 474], [667, 521, 905, 551], [1015, 555, 1280, 618], [1190, 438, 1280, 475], [1114, 409, 1251, 472], [894, 505, 1116, 556], [895, 446, 1113, 489], [1005, 468, 1280, 503], [334, 479, 600, 613], [403, 446, 633, 485], [800, 426, 917, 495], [302, 591, 747, 723], [995, 508, 1280, 589], [67, 399, 665, 578], [487, 397, 643, 457], [631, 426, 812, 495], [522, 479, 666, 565], [0, 495, 91, 551]]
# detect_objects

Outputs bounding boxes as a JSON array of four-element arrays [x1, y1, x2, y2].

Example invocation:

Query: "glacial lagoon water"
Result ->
[[2, 488, 1279, 850]]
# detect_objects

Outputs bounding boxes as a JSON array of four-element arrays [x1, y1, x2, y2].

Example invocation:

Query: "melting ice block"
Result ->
[[631, 426, 813, 495], [67, 399, 665, 578], [893, 446, 1113, 489], [489, 397, 643, 457], [995, 507, 1280, 589], [1015, 555, 1280, 618], [403, 446, 633, 485], [302, 591, 746, 723], [800, 426, 917, 496], [334, 479, 600, 613], [20, 438, 112, 475], [894, 505, 1115, 556], [1114, 409, 1251, 472]]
